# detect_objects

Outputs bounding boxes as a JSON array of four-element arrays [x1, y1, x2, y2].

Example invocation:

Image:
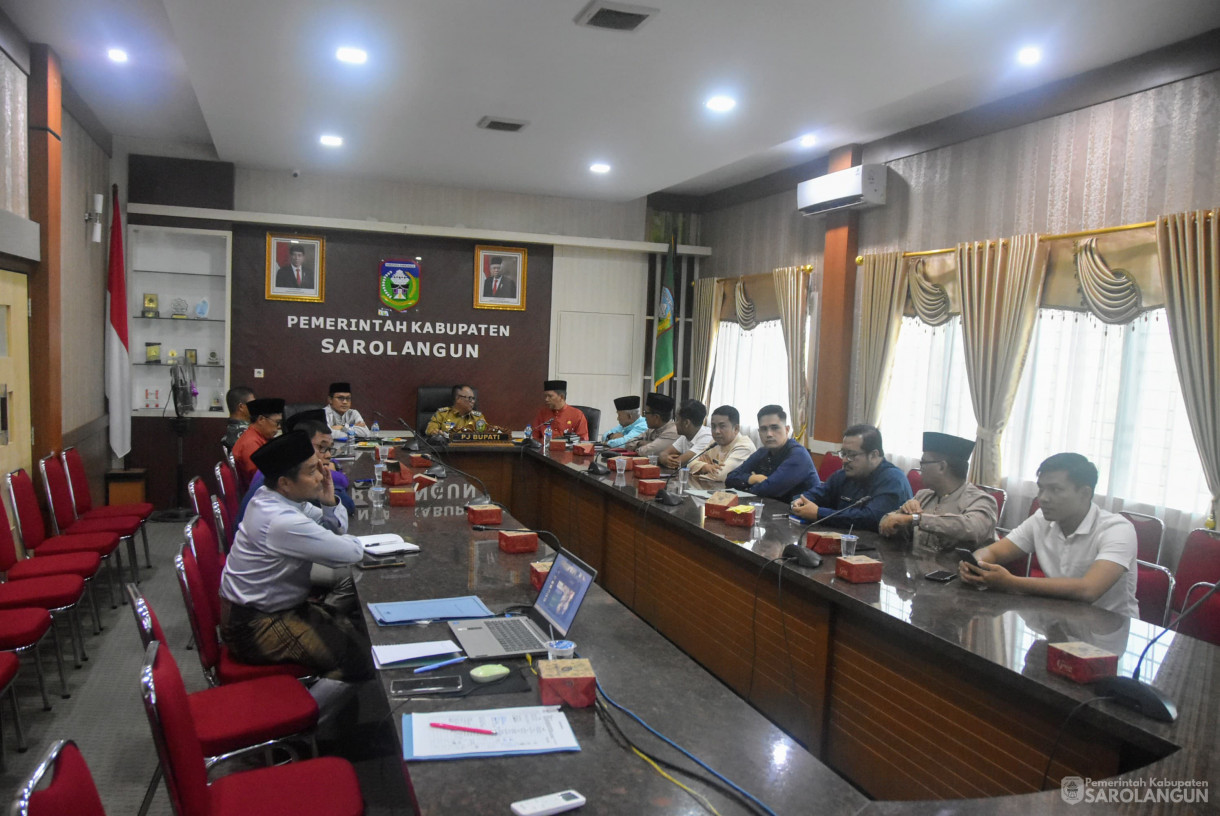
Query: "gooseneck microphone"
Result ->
[[780, 495, 872, 568], [1091, 580, 1220, 722], [397, 416, 423, 451]]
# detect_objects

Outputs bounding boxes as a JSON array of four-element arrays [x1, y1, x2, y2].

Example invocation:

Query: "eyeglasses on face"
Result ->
[[918, 458, 945, 468], [456, 393, 476, 402], [332, 394, 352, 402], [835, 449, 866, 460]]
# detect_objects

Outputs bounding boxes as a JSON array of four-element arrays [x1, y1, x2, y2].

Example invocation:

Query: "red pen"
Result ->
[[430, 722, 497, 735]]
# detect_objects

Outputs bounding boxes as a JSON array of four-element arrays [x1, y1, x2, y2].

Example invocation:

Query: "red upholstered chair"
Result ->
[[1119, 510, 1164, 565], [1174, 582, 1220, 647], [817, 452, 842, 482], [0, 651, 25, 764], [0, 607, 68, 709], [0, 575, 89, 667], [976, 484, 1007, 522], [11, 739, 107, 816], [906, 468, 923, 494], [212, 495, 235, 553], [1172, 529, 1220, 615], [1136, 559, 1175, 628], [8, 470, 124, 609], [139, 640, 363, 816], [214, 461, 240, 523], [188, 477, 221, 548], [0, 496, 102, 634], [61, 447, 154, 568], [184, 518, 222, 623], [38, 456, 142, 587], [125, 586, 318, 805], [174, 548, 310, 686]]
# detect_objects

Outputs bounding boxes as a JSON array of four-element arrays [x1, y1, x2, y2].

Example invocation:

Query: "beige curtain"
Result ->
[[1156, 211, 1220, 521], [690, 278, 725, 406], [773, 266, 813, 443], [734, 279, 758, 330], [857, 252, 908, 426], [1075, 237, 1142, 323], [908, 258, 953, 325], [957, 235, 1045, 484]]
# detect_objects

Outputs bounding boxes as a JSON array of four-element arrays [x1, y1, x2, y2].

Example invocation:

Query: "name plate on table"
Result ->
[[450, 431, 512, 442]]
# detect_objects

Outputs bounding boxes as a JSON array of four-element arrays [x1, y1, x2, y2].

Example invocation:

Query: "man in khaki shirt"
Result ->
[[688, 405, 756, 489], [622, 392, 679, 457], [879, 432, 997, 554]]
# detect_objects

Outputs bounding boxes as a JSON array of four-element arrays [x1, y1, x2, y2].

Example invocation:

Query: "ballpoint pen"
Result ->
[[413, 655, 468, 674], [430, 722, 496, 735]]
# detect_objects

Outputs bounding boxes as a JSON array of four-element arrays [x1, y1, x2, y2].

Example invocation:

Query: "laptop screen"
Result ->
[[534, 550, 596, 637]]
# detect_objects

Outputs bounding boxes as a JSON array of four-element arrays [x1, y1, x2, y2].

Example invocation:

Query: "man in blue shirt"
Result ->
[[603, 395, 647, 446], [791, 423, 911, 531], [725, 405, 819, 502]]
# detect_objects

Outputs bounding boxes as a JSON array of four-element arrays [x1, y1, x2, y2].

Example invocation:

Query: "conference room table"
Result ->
[[347, 441, 1219, 815]]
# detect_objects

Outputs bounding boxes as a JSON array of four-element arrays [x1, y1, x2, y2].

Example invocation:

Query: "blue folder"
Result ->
[[368, 595, 494, 625]]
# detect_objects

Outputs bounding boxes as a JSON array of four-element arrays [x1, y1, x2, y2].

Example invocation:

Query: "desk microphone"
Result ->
[[396, 416, 422, 451], [779, 496, 872, 568], [1091, 580, 1220, 722]]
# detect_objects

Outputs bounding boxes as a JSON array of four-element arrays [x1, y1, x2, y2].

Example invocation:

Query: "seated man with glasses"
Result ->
[[324, 381, 371, 438], [725, 405, 819, 502], [239, 410, 355, 521], [232, 397, 285, 488], [790, 423, 911, 531], [620, 392, 680, 456], [425, 384, 490, 437], [879, 432, 997, 553]]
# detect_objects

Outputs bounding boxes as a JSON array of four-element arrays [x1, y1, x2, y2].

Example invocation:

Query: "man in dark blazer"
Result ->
[[481, 256, 516, 299], [276, 245, 314, 290]]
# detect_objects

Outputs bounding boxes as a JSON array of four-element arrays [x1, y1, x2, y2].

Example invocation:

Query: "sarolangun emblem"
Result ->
[[380, 260, 420, 311]]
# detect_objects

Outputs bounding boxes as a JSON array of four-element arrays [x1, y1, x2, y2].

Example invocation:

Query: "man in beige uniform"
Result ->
[[688, 405, 755, 489], [879, 432, 997, 554], [622, 392, 679, 457]]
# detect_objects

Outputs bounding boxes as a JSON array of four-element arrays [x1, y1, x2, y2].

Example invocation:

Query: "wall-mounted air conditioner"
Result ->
[[797, 164, 887, 216]]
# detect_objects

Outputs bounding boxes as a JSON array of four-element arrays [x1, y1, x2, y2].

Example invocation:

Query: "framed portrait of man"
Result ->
[[473, 245, 527, 311], [266, 233, 325, 302]]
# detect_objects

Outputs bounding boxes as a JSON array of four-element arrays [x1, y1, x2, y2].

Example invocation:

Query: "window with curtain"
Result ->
[[707, 319, 790, 440]]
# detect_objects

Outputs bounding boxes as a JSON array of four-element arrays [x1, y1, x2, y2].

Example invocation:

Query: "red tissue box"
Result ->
[[549, 439, 567, 452], [530, 560, 552, 591], [807, 532, 845, 555], [381, 470, 412, 486], [538, 659, 596, 708], [609, 457, 633, 472], [413, 473, 438, 488], [634, 464, 661, 479], [498, 530, 538, 553], [637, 479, 665, 496], [466, 504, 502, 525], [704, 491, 739, 519], [387, 487, 416, 507], [1047, 642, 1118, 684], [572, 442, 595, 456], [835, 555, 883, 583], [631, 457, 651, 469], [408, 454, 432, 468], [724, 505, 756, 528], [385, 447, 398, 460]]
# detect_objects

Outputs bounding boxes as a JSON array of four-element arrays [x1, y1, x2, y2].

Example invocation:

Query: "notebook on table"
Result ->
[[448, 548, 597, 659]]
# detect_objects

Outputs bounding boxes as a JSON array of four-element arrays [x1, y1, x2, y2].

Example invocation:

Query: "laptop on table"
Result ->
[[448, 549, 597, 659]]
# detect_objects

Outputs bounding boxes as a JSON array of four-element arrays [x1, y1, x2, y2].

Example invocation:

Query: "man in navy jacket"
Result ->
[[791, 424, 911, 531], [725, 405, 819, 502]]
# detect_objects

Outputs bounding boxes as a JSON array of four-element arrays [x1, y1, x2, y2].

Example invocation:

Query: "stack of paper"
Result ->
[[368, 595, 494, 625], [403, 706, 580, 760], [357, 533, 419, 556], [371, 640, 461, 669]]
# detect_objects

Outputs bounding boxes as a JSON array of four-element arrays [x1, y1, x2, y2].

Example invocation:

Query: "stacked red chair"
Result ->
[[61, 447, 154, 568], [214, 460, 240, 525], [39, 456, 142, 587]]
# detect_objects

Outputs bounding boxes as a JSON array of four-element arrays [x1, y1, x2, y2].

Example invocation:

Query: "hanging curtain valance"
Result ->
[[907, 258, 953, 326], [734, 279, 758, 330], [1073, 237, 1142, 323]]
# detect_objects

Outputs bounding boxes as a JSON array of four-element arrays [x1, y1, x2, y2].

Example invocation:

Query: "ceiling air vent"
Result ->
[[477, 116, 529, 133], [574, 1, 658, 32]]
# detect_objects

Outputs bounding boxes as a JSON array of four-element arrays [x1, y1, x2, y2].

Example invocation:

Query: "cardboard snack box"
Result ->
[[835, 555, 883, 583]]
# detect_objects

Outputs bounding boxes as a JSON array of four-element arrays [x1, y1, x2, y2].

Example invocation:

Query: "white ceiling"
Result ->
[[4, 0, 1220, 201]]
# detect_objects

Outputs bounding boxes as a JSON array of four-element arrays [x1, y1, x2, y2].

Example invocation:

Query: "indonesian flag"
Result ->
[[105, 185, 131, 458]]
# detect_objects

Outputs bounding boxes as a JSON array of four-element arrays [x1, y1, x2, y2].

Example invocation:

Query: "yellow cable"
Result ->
[[629, 745, 723, 816]]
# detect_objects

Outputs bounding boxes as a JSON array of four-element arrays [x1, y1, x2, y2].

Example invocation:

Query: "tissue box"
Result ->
[[549, 439, 567, 452], [572, 442, 596, 456], [637, 479, 665, 496], [1047, 641, 1119, 684], [538, 659, 596, 708], [724, 505, 756, 528], [530, 560, 552, 591], [413, 473, 438, 488], [385, 447, 398, 460], [704, 491, 740, 519], [408, 454, 432, 468], [835, 555, 883, 583], [808, 531, 845, 555], [631, 457, 651, 469], [609, 457, 633, 472], [466, 504, 502, 525], [381, 470, 412, 486], [498, 530, 538, 554], [634, 464, 661, 479], [387, 487, 416, 507]]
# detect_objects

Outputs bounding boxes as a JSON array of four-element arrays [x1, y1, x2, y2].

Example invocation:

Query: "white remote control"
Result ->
[[510, 789, 586, 816]]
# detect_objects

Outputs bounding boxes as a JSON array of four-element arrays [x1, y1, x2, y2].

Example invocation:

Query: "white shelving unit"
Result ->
[[127, 224, 232, 418]]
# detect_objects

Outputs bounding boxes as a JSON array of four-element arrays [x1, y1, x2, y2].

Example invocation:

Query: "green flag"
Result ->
[[653, 234, 676, 391]]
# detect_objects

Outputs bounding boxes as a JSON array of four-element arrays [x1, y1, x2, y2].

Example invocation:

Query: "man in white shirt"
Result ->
[[959, 452, 1138, 617], [687, 405, 756, 489], [659, 399, 713, 469], [324, 381, 371, 438]]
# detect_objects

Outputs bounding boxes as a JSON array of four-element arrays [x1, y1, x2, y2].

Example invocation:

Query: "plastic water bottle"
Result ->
[[543, 424, 553, 453], [371, 419, 380, 432]]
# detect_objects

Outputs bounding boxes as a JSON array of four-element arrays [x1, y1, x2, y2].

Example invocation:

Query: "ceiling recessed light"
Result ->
[[589, 162, 611, 174], [706, 95, 736, 113], [336, 47, 367, 64], [799, 133, 817, 148], [320, 134, 343, 147], [1016, 46, 1042, 66], [107, 48, 128, 63]]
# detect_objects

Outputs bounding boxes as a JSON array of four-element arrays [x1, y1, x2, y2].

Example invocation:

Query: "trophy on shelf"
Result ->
[[210, 378, 224, 411], [141, 294, 159, 318], [145, 341, 161, 364], [207, 351, 220, 366], [195, 298, 210, 319], [171, 298, 189, 318], [185, 349, 198, 365], [167, 349, 179, 365]]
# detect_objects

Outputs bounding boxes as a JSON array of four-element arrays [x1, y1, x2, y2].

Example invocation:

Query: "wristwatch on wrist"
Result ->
[[910, 513, 921, 527]]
